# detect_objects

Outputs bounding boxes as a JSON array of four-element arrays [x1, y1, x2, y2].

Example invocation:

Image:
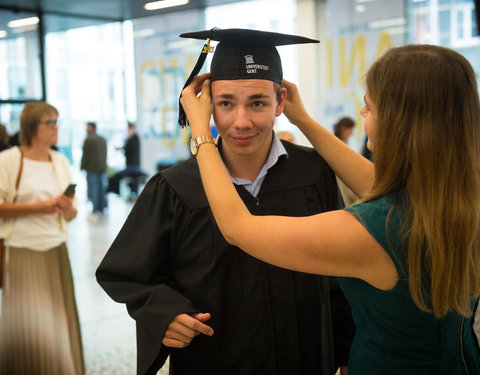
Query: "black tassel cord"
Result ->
[[178, 38, 213, 128]]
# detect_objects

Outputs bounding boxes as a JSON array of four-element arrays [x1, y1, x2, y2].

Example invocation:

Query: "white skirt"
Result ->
[[0, 243, 84, 375]]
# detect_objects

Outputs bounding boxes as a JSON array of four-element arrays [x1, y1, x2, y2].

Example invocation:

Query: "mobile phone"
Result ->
[[64, 183, 77, 197]]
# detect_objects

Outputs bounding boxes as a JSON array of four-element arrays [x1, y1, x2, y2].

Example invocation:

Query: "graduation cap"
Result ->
[[177, 28, 320, 127]]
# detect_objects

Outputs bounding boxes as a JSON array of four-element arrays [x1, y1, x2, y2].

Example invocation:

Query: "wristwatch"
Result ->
[[190, 135, 217, 155]]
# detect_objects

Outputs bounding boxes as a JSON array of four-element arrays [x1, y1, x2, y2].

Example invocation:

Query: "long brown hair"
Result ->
[[365, 45, 480, 317]]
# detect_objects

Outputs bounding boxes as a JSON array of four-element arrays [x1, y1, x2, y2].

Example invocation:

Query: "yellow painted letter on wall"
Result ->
[[327, 39, 333, 89], [339, 35, 366, 88], [139, 60, 158, 101]]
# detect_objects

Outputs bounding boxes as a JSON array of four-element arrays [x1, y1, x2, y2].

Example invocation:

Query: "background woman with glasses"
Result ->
[[0, 102, 84, 375]]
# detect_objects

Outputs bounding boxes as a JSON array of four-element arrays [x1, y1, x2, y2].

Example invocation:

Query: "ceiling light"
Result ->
[[368, 17, 406, 29], [134, 29, 156, 38], [356, 5, 366, 13], [8, 16, 39, 28], [144, 0, 189, 11], [0, 30, 6, 38]]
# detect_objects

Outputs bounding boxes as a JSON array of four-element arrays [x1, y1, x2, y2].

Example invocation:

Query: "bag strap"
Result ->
[[15, 147, 24, 192]]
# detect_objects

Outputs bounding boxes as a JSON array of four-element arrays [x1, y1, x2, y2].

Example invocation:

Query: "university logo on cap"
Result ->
[[177, 28, 320, 127], [244, 55, 255, 64], [245, 55, 269, 75]]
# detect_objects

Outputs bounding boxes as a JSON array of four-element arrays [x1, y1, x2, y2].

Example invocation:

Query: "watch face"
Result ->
[[190, 138, 197, 155]]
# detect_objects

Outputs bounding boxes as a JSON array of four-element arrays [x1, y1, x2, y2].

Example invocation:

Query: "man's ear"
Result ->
[[275, 87, 288, 117]]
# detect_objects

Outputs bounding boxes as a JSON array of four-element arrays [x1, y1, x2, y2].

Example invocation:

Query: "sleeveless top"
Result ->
[[342, 193, 480, 374]]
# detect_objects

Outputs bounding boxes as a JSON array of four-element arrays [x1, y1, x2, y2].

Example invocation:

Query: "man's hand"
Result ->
[[162, 312, 214, 348]]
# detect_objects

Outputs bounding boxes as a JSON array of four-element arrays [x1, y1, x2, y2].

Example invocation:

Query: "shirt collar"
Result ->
[[217, 132, 288, 196]]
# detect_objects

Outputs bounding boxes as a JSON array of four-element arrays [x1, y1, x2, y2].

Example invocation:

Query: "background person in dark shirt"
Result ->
[[81, 121, 107, 219], [0, 123, 9, 152], [107, 122, 147, 200]]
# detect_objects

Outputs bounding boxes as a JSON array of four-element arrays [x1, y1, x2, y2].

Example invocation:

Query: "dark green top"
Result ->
[[342, 193, 480, 374], [80, 132, 107, 173]]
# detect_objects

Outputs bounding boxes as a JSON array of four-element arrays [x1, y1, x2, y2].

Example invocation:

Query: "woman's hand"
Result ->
[[56, 194, 77, 221], [180, 73, 212, 137], [281, 79, 311, 126], [35, 198, 62, 214]]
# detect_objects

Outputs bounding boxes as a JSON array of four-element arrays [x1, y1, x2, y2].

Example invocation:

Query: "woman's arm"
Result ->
[[281, 80, 374, 198], [0, 199, 61, 218], [0, 195, 76, 220], [181, 75, 396, 290]]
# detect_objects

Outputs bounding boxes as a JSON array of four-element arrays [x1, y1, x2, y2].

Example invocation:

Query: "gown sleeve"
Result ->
[[96, 173, 201, 375]]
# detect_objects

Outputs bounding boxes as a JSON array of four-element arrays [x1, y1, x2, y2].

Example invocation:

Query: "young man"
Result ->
[[96, 29, 353, 375]]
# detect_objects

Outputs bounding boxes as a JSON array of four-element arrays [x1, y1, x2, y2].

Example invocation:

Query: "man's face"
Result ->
[[211, 79, 286, 159]]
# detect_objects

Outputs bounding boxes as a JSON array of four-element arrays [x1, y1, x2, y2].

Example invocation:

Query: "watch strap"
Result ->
[[194, 135, 216, 147]]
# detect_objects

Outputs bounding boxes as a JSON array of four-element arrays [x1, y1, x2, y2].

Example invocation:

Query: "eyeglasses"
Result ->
[[40, 119, 59, 128]]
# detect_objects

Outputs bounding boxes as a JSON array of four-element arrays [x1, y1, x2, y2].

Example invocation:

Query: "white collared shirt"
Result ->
[[219, 132, 288, 198]]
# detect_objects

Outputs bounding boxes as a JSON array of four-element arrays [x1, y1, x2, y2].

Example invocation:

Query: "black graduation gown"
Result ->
[[96, 141, 354, 375]]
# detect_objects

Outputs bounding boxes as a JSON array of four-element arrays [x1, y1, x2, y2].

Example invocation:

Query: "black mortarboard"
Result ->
[[177, 28, 319, 127]]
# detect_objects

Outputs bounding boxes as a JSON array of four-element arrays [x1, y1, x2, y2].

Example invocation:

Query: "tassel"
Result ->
[[178, 38, 213, 128]]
